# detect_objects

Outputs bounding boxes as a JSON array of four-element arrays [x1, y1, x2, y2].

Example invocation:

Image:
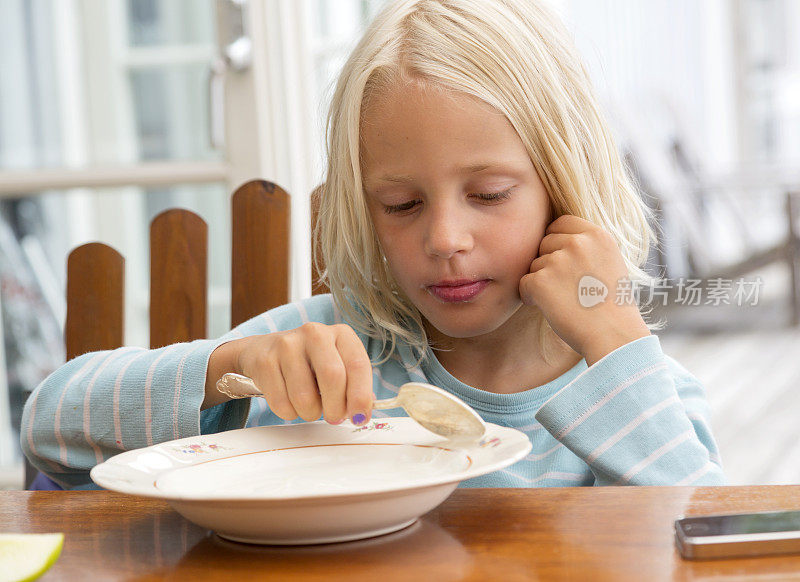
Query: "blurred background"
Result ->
[[0, 0, 798, 489]]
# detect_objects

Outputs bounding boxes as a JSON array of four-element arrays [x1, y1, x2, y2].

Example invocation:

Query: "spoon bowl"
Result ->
[[372, 382, 486, 440]]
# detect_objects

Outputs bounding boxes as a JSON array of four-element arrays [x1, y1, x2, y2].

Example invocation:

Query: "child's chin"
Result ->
[[426, 317, 505, 340]]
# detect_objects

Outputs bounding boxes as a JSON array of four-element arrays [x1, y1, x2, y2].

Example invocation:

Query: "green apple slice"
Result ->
[[0, 533, 64, 582]]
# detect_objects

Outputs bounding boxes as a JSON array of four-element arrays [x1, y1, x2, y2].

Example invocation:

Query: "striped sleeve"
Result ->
[[534, 335, 726, 486], [19, 338, 246, 489]]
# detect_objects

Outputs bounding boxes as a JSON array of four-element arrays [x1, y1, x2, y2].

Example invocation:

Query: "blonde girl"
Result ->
[[23, 0, 724, 490]]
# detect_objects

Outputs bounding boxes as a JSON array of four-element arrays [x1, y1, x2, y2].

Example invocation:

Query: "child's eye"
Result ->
[[471, 188, 513, 203], [383, 200, 420, 215]]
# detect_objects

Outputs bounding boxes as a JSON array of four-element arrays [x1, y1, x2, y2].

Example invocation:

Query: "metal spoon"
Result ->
[[216, 373, 486, 441]]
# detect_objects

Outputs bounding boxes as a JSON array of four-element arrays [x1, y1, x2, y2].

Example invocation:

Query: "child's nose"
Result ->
[[423, 209, 474, 259]]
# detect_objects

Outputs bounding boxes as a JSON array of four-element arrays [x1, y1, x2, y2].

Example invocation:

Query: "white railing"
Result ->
[[0, 161, 229, 197]]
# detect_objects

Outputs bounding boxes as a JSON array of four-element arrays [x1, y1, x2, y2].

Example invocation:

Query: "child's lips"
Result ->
[[427, 280, 490, 302]]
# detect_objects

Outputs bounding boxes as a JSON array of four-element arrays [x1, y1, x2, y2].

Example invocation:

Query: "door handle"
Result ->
[[208, 0, 252, 149]]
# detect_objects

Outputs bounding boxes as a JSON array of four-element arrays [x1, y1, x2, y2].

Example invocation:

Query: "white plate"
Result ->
[[90, 417, 531, 545]]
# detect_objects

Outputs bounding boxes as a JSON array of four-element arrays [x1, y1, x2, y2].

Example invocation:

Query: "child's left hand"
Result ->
[[519, 214, 651, 366]]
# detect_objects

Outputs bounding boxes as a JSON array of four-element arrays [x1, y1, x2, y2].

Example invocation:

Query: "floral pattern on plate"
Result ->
[[169, 442, 233, 455], [479, 437, 502, 448], [352, 420, 394, 433]]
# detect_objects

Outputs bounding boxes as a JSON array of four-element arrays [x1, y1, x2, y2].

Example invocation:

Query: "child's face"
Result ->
[[361, 80, 552, 341]]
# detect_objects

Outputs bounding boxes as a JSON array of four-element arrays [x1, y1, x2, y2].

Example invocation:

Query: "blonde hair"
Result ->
[[314, 0, 664, 366]]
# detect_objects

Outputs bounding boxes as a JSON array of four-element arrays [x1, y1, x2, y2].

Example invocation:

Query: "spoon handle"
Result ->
[[371, 396, 401, 410], [217, 373, 403, 411], [216, 373, 264, 399]]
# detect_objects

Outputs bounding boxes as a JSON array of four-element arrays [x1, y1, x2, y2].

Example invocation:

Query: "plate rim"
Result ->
[[90, 418, 532, 501]]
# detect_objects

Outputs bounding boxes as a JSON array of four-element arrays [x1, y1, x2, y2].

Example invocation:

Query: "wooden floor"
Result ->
[[655, 263, 800, 485], [659, 327, 800, 485]]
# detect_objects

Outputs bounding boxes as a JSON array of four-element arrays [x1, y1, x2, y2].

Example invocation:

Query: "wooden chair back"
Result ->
[[65, 243, 125, 359], [65, 179, 295, 358]]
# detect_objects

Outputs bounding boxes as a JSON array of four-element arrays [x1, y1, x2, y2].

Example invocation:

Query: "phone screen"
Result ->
[[678, 510, 800, 537]]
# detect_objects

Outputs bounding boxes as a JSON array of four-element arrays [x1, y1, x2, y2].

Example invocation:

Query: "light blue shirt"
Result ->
[[21, 294, 725, 490]]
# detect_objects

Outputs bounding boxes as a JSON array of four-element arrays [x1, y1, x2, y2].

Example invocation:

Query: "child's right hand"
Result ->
[[207, 323, 375, 425]]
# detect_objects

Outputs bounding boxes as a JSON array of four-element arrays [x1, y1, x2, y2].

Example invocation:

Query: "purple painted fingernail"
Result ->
[[351, 413, 366, 425]]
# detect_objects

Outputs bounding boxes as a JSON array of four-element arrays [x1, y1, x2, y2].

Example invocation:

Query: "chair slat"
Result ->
[[231, 180, 290, 327], [310, 184, 330, 296], [149, 209, 208, 348], [65, 243, 124, 360]]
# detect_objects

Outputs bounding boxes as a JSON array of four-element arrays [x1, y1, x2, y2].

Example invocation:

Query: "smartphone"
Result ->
[[675, 510, 800, 560]]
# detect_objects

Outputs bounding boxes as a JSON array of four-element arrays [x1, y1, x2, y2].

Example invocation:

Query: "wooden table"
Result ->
[[4, 486, 800, 581]]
